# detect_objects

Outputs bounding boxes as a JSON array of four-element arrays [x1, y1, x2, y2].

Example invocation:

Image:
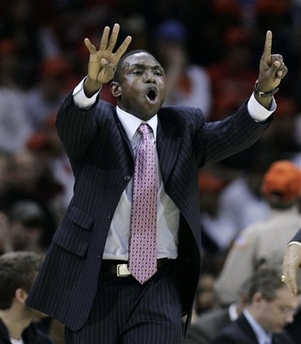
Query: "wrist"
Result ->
[[84, 77, 102, 97], [254, 80, 279, 98]]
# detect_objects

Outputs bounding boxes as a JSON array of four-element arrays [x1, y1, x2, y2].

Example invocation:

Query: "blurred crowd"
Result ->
[[0, 0, 300, 343]]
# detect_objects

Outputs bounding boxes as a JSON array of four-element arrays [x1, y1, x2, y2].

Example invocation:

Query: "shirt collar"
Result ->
[[228, 303, 239, 321], [116, 106, 158, 141], [243, 309, 272, 344]]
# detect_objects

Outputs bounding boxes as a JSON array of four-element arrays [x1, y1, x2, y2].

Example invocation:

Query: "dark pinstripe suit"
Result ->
[[26, 93, 271, 341], [291, 228, 301, 243]]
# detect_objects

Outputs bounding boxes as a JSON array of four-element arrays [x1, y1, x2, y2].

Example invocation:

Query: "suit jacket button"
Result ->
[[124, 175, 131, 181]]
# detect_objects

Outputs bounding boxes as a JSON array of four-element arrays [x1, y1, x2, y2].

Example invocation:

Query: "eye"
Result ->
[[154, 70, 162, 76], [133, 70, 142, 75]]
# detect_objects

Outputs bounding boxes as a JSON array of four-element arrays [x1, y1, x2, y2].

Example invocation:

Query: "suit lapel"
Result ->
[[113, 109, 135, 161], [156, 117, 181, 186], [238, 314, 260, 343]]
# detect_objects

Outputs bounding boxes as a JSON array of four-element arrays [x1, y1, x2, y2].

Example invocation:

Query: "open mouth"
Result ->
[[146, 88, 158, 104]]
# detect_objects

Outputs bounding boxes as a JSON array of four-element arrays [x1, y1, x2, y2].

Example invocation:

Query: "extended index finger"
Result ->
[[262, 30, 272, 59]]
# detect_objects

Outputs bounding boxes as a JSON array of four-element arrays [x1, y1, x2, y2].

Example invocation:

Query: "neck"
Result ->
[[0, 310, 31, 340]]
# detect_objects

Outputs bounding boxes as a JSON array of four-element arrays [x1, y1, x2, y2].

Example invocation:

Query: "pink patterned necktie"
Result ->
[[129, 123, 157, 284]]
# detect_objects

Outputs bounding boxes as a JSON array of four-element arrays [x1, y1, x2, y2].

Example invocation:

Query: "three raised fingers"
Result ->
[[97, 23, 131, 58]]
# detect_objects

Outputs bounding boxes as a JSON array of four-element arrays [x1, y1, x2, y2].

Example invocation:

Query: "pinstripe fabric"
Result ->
[[291, 228, 301, 242], [65, 263, 182, 343], [26, 94, 272, 334]]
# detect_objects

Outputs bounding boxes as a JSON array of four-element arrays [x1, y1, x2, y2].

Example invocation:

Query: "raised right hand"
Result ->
[[84, 23, 132, 96]]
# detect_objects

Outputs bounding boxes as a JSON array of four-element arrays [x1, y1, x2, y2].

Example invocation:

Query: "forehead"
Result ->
[[273, 288, 298, 305], [123, 52, 162, 68]]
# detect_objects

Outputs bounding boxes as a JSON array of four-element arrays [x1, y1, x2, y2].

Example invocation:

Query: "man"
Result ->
[[214, 160, 301, 305], [282, 228, 301, 295], [182, 288, 248, 344], [26, 23, 287, 343], [0, 251, 54, 344], [2, 200, 46, 254], [211, 268, 299, 344]]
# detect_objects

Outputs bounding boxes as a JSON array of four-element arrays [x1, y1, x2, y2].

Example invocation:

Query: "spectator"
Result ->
[[216, 154, 272, 249], [211, 268, 299, 344], [153, 19, 212, 118], [26, 112, 74, 214], [198, 170, 235, 254], [192, 272, 217, 320], [206, 26, 258, 121], [2, 200, 48, 254], [215, 160, 301, 305], [0, 39, 32, 154], [0, 0, 60, 89], [0, 251, 54, 344], [25, 56, 74, 132], [0, 150, 59, 249], [182, 282, 249, 344]]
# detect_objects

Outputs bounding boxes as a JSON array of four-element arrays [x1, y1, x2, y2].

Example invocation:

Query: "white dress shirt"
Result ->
[[243, 309, 272, 344]]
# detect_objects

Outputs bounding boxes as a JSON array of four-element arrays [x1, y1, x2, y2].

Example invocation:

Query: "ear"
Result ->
[[252, 292, 264, 306], [110, 81, 122, 98], [15, 288, 28, 305]]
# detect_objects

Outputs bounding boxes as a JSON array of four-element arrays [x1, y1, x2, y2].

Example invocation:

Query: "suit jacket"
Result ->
[[26, 94, 271, 331], [291, 228, 301, 243], [182, 307, 231, 344], [211, 313, 296, 344]]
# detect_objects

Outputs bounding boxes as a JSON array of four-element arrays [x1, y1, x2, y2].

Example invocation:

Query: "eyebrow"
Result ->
[[129, 63, 164, 71]]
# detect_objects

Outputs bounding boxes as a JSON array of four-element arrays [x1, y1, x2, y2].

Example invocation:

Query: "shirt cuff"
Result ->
[[287, 241, 301, 248], [247, 93, 276, 122], [72, 77, 101, 108]]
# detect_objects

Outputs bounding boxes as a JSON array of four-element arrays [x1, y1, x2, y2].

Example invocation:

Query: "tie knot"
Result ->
[[138, 123, 152, 136]]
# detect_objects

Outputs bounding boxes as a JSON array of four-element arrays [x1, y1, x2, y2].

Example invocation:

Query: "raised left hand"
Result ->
[[257, 30, 288, 92], [282, 243, 301, 295]]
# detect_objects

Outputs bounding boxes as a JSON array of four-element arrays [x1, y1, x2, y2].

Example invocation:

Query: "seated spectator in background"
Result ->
[[153, 19, 212, 118], [198, 170, 236, 255], [0, 150, 60, 248], [182, 282, 249, 344], [211, 268, 299, 344], [206, 26, 258, 122], [215, 160, 301, 306], [216, 149, 273, 245], [1, 200, 47, 254], [0, 39, 32, 154], [26, 112, 74, 214], [25, 56, 74, 132], [0, 251, 54, 344], [192, 272, 217, 321]]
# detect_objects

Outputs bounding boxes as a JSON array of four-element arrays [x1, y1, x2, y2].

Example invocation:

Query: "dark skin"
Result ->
[[110, 54, 166, 120], [83, 23, 288, 118]]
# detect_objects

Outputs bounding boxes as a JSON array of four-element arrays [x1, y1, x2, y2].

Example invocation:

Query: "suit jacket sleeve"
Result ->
[[290, 228, 301, 243]]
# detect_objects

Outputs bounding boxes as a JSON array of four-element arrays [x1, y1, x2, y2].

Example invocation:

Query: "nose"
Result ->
[[285, 312, 295, 323], [144, 70, 156, 83]]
